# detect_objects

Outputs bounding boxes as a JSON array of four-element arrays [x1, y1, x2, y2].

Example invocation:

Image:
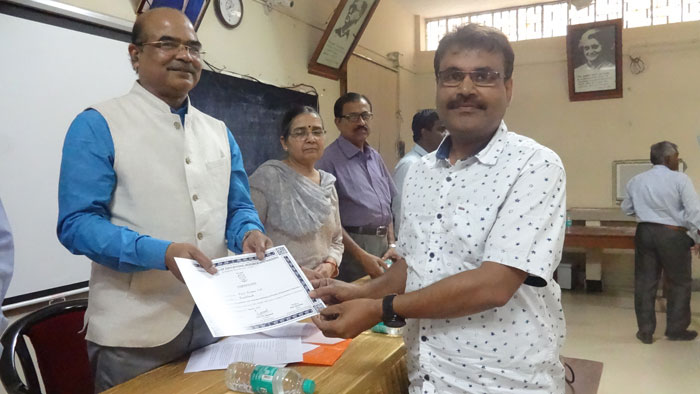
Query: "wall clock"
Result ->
[[216, 0, 243, 28]]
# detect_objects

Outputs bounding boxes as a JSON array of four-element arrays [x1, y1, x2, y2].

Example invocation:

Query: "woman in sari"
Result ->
[[249, 106, 342, 278]]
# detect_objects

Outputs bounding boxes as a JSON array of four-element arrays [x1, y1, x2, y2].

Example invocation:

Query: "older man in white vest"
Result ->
[[57, 8, 272, 391]]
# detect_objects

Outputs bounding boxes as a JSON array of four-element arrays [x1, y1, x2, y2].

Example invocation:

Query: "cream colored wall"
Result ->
[[54, 0, 420, 151], [510, 21, 700, 209], [55, 0, 340, 131], [354, 0, 421, 158], [413, 21, 700, 209]]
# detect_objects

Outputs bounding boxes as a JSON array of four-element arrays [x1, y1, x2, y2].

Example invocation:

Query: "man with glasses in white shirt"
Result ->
[[622, 141, 700, 344], [311, 24, 567, 393]]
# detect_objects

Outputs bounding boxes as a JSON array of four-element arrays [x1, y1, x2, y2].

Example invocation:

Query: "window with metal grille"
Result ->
[[425, 0, 700, 50]]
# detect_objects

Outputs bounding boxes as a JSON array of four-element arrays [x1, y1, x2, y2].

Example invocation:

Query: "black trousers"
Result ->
[[634, 222, 693, 335]]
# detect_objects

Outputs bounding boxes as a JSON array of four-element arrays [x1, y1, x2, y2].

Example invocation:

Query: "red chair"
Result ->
[[0, 299, 93, 394]]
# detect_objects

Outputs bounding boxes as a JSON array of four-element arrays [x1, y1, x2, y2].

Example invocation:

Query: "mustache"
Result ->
[[166, 63, 197, 74], [354, 125, 368, 132], [447, 94, 487, 110]]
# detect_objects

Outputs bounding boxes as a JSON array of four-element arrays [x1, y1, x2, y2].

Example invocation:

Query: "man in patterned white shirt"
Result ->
[[312, 24, 567, 393]]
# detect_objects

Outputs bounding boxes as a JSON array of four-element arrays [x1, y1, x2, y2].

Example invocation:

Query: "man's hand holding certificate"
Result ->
[[175, 245, 325, 337]]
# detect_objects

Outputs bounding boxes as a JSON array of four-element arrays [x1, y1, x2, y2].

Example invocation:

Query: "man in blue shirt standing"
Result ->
[[0, 197, 13, 340], [622, 141, 700, 344], [57, 8, 271, 391], [392, 109, 446, 235]]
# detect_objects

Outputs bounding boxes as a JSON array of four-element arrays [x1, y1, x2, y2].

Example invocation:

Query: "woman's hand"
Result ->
[[314, 258, 339, 278]]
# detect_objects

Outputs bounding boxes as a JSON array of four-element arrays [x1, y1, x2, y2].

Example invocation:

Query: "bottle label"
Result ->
[[251, 365, 278, 394]]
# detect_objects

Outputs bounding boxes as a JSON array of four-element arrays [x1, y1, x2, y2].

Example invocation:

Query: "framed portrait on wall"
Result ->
[[135, 0, 211, 31], [308, 0, 380, 80], [566, 19, 623, 101]]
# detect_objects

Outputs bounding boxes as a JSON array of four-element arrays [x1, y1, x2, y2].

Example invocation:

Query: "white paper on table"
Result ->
[[224, 322, 314, 342], [261, 322, 318, 338], [176, 245, 326, 337], [302, 329, 346, 345], [222, 335, 320, 354], [227, 322, 344, 345], [184, 337, 303, 373], [302, 343, 320, 353]]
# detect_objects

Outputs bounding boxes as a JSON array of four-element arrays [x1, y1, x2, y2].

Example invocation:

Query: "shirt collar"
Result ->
[[171, 100, 189, 125], [337, 135, 368, 159], [435, 121, 508, 166], [413, 144, 429, 156], [132, 81, 190, 115]]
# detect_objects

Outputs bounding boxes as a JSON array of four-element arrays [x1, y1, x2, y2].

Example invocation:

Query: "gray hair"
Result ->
[[650, 141, 678, 165]]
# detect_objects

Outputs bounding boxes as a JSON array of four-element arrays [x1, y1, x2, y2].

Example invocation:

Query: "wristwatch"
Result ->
[[388, 243, 397, 249], [382, 294, 406, 328]]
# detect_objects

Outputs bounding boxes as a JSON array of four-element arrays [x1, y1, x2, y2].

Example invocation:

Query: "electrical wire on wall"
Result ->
[[629, 55, 645, 75], [202, 58, 321, 112], [280, 83, 321, 113], [202, 58, 262, 83]]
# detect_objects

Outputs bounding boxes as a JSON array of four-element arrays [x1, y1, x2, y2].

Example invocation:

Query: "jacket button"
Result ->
[[197, 232, 203, 240], [192, 194, 199, 201], [174, 122, 181, 130], [185, 157, 191, 164]]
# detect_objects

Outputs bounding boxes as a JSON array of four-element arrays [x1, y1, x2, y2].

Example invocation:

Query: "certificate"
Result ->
[[175, 246, 326, 337]]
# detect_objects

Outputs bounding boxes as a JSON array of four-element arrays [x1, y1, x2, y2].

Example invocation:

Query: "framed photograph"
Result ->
[[567, 19, 622, 101], [308, 0, 380, 80], [135, 0, 211, 31]]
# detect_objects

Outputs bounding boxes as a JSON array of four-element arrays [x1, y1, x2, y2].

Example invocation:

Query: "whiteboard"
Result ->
[[0, 11, 135, 300]]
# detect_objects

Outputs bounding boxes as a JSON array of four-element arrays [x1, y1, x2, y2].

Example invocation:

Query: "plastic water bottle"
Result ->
[[225, 362, 316, 394]]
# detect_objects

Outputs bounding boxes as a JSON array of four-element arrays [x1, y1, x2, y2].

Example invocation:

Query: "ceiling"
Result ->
[[394, 0, 554, 19]]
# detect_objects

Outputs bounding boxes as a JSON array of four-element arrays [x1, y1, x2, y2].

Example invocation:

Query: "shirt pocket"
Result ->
[[444, 205, 489, 264], [205, 157, 228, 172], [204, 157, 230, 202]]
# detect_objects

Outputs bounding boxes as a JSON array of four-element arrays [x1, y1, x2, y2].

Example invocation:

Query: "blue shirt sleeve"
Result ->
[[225, 129, 265, 253], [0, 197, 14, 328], [56, 109, 170, 272]]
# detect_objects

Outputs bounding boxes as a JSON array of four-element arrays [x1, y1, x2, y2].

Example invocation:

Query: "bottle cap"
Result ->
[[302, 379, 316, 393], [371, 322, 388, 334]]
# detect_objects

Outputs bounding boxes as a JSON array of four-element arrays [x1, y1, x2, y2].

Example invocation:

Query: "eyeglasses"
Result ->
[[138, 40, 205, 58], [339, 112, 373, 122], [289, 128, 326, 139], [437, 69, 503, 87]]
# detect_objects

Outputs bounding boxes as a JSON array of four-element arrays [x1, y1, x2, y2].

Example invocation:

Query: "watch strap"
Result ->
[[382, 294, 406, 328]]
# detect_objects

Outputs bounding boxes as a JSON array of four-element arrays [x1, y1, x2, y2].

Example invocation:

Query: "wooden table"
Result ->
[[564, 226, 636, 249], [564, 226, 636, 290], [104, 331, 408, 394]]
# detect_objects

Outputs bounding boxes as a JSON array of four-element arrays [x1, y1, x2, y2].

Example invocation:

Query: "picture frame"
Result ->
[[135, 0, 211, 31], [308, 0, 380, 80], [566, 19, 623, 101]]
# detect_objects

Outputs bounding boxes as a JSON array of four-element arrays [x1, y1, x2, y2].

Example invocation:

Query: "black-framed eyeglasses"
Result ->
[[289, 128, 326, 139], [138, 40, 205, 58], [339, 112, 373, 122], [437, 69, 503, 87]]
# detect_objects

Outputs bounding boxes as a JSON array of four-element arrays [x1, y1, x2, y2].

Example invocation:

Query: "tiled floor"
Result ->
[[2, 290, 700, 394], [561, 289, 700, 393]]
